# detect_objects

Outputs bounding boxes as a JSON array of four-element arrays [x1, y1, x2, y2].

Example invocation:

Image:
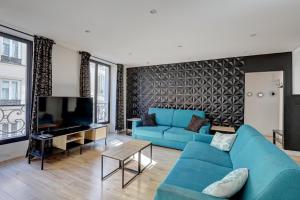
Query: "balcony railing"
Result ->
[[0, 104, 26, 140], [96, 103, 109, 123]]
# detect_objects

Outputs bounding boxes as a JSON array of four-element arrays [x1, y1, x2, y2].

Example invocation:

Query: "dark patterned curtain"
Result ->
[[80, 51, 91, 97], [31, 36, 54, 132], [116, 64, 124, 131]]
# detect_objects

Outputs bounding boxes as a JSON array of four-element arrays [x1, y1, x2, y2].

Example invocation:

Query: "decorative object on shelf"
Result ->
[[246, 92, 253, 97], [273, 129, 284, 147], [274, 79, 284, 88], [257, 92, 264, 97]]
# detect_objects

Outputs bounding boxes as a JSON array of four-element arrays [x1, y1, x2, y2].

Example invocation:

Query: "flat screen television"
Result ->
[[37, 96, 93, 133]]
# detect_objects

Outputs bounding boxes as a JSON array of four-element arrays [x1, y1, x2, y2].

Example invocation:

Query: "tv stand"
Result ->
[[53, 131, 85, 153], [28, 124, 107, 170]]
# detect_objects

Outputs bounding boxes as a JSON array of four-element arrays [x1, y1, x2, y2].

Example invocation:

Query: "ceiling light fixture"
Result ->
[[84, 30, 91, 33], [250, 33, 257, 37], [150, 9, 157, 14], [177, 45, 183, 48]]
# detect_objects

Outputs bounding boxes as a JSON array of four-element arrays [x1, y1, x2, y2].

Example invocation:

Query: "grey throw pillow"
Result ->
[[210, 132, 237, 151]]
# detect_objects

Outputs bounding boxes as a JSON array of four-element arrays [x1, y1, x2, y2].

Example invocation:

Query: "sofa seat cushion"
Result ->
[[164, 127, 196, 142], [181, 141, 233, 168], [135, 126, 170, 139], [164, 159, 232, 192]]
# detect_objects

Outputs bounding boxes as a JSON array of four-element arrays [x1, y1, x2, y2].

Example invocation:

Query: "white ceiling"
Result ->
[[1, 0, 300, 67]]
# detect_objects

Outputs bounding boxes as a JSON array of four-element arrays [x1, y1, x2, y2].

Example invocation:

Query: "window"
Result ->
[[0, 33, 32, 144], [90, 60, 110, 124], [1, 80, 9, 99], [3, 38, 10, 56], [11, 81, 19, 99], [12, 40, 19, 58], [0, 80, 21, 100]]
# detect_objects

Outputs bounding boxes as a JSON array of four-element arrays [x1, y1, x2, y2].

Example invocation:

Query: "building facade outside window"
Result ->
[[0, 33, 32, 144]]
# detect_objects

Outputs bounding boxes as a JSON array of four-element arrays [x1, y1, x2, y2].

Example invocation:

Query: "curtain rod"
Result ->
[[90, 55, 116, 65], [0, 24, 56, 44], [1, 24, 117, 65], [0, 24, 34, 37], [79, 51, 116, 65]]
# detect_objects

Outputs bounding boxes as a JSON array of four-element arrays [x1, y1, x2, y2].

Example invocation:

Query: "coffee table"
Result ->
[[101, 140, 152, 188]]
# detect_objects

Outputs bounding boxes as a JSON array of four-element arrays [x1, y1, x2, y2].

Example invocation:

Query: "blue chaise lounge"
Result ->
[[154, 125, 300, 200], [132, 108, 211, 150]]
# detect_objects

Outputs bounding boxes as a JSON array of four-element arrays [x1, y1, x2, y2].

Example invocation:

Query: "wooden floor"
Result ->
[[0, 134, 299, 200], [0, 134, 180, 200]]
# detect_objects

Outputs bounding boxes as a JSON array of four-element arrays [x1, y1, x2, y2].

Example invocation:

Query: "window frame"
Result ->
[[0, 32, 33, 145], [89, 59, 111, 124]]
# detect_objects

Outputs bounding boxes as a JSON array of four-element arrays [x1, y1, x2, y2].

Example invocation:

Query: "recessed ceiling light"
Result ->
[[84, 30, 91, 33], [177, 45, 183, 48], [150, 9, 157, 14], [250, 33, 257, 37]]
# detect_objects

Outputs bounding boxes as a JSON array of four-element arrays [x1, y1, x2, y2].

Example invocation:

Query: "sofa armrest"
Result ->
[[154, 183, 226, 200], [132, 120, 142, 137], [199, 123, 211, 135], [193, 133, 213, 143]]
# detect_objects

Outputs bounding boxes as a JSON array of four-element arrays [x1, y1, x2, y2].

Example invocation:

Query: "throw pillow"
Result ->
[[142, 113, 157, 126], [210, 132, 237, 151], [185, 115, 208, 133], [202, 168, 248, 198]]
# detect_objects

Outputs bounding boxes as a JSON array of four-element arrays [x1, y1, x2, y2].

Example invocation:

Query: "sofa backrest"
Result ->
[[148, 108, 174, 126], [171, 109, 206, 128], [230, 125, 300, 200]]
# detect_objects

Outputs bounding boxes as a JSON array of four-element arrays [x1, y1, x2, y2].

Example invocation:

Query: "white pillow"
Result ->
[[210, 132, 237, 151], [202, 168, 249, 198]]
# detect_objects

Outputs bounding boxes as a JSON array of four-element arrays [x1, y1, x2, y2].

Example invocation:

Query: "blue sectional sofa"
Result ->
[[154, 125, 300, 200], [132, 108, 211, 150]]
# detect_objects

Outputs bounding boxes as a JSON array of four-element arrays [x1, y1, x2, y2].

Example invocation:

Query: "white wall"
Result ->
[[52, 44, 81, 97], [244, 71, 284, 136], [293, 47, 300, 95], [109, 64, 117, 133]]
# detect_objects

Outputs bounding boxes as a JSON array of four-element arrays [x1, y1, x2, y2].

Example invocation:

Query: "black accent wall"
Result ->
[[127, 52, 299, 151], [127, 58, 245, 128]]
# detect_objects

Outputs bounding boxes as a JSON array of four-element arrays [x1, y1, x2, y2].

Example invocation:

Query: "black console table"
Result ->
[[28, 124, 107, 170]]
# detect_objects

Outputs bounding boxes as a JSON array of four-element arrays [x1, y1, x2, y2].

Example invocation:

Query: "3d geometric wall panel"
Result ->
[[127, 58, 245, 128]]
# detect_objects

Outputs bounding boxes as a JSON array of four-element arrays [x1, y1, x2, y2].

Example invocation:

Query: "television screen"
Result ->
[[37, 97, 93, 132]]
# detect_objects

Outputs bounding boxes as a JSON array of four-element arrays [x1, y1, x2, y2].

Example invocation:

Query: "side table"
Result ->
[[211, 125, 235, 134], [28, 134, 53, 170], [126, 118, 141, 136]]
